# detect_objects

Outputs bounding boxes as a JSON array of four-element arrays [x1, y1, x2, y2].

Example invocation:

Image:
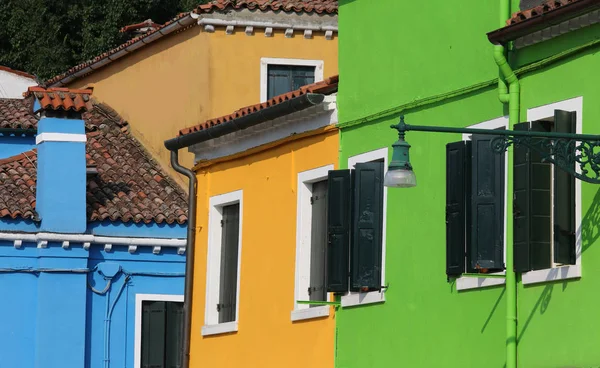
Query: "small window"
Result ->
[[217, 203, 240, 323], [267, 65, 315, 100], [141, 301, 183, 368]]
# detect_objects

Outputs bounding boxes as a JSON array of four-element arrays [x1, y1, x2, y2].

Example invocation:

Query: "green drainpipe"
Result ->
[[493, 0, 519, 367]]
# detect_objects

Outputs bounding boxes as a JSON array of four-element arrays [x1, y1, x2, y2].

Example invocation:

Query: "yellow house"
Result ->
[[46, 0, 338, 188], [168, 76, 339, 367]]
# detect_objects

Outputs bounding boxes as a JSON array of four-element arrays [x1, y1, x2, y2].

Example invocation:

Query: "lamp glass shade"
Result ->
[[384, 168, 417, 188]]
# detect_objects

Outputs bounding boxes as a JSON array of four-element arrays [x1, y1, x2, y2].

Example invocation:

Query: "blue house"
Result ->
[[0, 86, 188, 368]]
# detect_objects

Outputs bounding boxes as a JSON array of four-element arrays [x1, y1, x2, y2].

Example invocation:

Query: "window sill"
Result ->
[[522, 264, 581, 285], [341, 291, 385, 308], [290, 306, 330, 322], [201, 321, 238, 336], [456, 273, 506, 291]]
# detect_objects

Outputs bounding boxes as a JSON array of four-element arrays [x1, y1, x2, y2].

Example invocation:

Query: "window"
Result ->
[[445, 127, 506, 278], [203, 190, 243, 336], [327, 148, 388, 307], [293, 165, 334, 321], [260, 58, 324, 102], [140, 301, 184, 368], [134, 294, 184, 368], [267, 65, 315, 100]]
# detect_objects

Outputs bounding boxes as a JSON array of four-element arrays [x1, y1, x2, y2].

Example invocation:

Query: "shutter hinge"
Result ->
[[220, 219, 224, 227], [310, 196, 315, 205]]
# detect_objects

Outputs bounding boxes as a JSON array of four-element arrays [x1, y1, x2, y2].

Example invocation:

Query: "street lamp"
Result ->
[[384, 116, 417, 188]]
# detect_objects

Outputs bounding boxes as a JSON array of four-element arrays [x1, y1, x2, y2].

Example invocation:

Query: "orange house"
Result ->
[[47, 0, 338, 188]]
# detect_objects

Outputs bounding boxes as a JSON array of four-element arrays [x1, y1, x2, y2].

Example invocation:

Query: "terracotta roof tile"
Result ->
[[0, 99, 38, 130], [120, 19, 162, 33], [178, 75, 338, 136], [508, 0, 584, 24], [195, 0, 338, 14], [0, 65, 36, 80], [0, 100, 188, 224], [24, 86, 93, 113]]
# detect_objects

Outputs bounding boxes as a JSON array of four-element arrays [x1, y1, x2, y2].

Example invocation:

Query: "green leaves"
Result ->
[[0, 0, 208, 80]]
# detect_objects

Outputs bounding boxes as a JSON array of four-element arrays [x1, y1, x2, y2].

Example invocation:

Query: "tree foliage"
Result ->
[[0, 0, 207, 81]]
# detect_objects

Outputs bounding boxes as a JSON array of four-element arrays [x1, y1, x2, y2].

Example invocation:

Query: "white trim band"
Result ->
[[36, 132, 87, 145]]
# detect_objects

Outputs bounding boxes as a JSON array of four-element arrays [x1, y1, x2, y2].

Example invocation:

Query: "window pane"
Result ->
[[309, 180, 328, 305], [267, 65, 316, 99], [219, 204, 240, 323]]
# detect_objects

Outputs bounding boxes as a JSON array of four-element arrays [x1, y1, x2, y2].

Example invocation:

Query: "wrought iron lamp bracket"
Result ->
[[390, 115, 600, 185]]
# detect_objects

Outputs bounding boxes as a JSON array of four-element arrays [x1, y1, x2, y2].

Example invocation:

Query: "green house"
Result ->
[[330, 0, 600, 367]]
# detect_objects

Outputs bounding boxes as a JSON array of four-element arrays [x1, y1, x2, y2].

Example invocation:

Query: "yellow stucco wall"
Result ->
[[70, 27, 338, 188], [190, 128, 338, 368]]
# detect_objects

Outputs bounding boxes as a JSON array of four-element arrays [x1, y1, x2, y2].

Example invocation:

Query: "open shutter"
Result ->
[[513, 122, 532, 272], [141, 301, 166, 368], [445, 141, 469, 277], [470, 134, 504, 271], [219, 204, 240, 323], [326, 170, 351, 293], [165, 302, 184, 368], [351, 161, 384, 291], [309, 180, 328, 302], [553, 110, 576, 265]]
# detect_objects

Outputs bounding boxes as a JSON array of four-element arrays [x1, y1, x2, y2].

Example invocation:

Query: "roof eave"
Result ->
[[487, 0, 600, 45]]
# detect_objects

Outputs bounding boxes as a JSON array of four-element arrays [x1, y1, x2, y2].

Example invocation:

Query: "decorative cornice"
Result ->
[[0, 232, 186, 255]]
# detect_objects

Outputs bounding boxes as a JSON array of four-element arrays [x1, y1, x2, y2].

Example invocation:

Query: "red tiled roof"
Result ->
[[195, 0, 338, 14], [178, 75, 338, 137], [0, 65, 36, 80], [24, 86, 93, 113], [507, 0, 579, 24], [120, 19, 162, 33], [0, 98, 188, 224], [0, 99, 38, 130]]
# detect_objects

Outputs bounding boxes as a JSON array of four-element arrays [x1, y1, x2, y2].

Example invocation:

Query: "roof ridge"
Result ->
[[0, 65, 36, 80]]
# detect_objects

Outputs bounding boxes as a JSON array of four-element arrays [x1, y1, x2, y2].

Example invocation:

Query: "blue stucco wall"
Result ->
[[0, 240, 185, 368], [0, 135, 35, 159]]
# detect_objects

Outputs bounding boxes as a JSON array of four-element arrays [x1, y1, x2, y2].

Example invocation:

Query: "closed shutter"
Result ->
[[553, 110, 576, 265], [266, 65, 315, 99], [141, 301, 166, 368], [445, 141, 470, 277], [351, 161, 384, 291], [165, 302, 184, 368], [326, 170, 351, 293], [309, 180, 328, 303], [470, 134, 505, 271], [219, 204, 240, 323]]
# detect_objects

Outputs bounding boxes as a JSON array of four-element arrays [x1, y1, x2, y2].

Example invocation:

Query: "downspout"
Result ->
[[493, 0, 519, 367], [170, 150, 196, 368]]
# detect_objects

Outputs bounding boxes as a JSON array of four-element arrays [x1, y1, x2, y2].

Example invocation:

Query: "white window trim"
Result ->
[[203, 190, 243, 336], [456, 116, 509, 291], [341, 148, 388, 307], [260, 57, 324, 103], [521, 96, 583, 285], [133, 293, 184, 368], [292, 164, 334, 321]]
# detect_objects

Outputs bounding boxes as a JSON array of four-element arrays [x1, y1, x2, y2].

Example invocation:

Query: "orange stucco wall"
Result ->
[[70, 27, 338, 188], [190, 128, 338, 368]]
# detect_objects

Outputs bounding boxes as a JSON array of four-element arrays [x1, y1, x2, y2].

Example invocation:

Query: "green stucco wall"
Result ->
[[337, 1, 600, 367]]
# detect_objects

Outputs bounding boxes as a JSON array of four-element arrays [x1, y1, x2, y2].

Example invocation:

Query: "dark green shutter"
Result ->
[[309, 180, 328, 303], [141, 301, 166, 368], [165, 302, 184, 368], [513, 122, 532, 272], [351, 161, 384, 291], [326, 170, 351, 293], [553, 110, 576, 265], [266, 65, 315, 99], [445, 141, 470, 277], [470, 134, 504, 271], [219, 204, 240, 323]]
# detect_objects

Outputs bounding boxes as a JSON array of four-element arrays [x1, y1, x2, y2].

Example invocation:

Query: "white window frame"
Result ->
[[456, 116, 509, 291], [291, 164, 334, 321], [202, 190, 243, 336], [521, 96, 582, 285], [341, 147, 388, 307], [260, 57, 324, 103], [133, 293, 184, 368]]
